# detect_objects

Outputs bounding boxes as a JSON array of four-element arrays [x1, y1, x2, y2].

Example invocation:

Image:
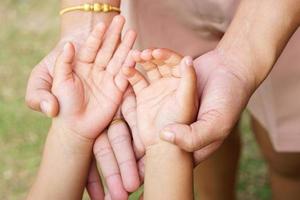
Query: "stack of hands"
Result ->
[[26, 15, 254, 200]]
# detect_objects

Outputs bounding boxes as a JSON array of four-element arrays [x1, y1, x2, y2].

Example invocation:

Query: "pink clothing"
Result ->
[[122, 0, 300, 152]]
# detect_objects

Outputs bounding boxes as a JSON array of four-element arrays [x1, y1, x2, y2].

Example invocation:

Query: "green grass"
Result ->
[[0, 0, 270, 199]]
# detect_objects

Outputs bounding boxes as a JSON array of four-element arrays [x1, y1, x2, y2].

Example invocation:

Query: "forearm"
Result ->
[[218, 0, 300, 88], [144, 140, 193, 200], [61, 0, 120, 37], [27, 123, 94, 200]]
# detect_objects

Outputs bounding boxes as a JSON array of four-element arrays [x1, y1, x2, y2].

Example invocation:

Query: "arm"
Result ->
[[144, 141, 193, 200], [61, 0, 120, 38], [159, 0, 300, 163], [27, 125, 94, 200], [218, 0, 300, 87], [27, 18, 136, 199]]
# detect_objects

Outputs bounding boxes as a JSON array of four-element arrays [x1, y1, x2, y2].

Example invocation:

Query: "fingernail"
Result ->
[[63, 42, 70, 51], [40, 101, 50, 116], [185, 56, 193, 66], [161, 131, 175, 143]]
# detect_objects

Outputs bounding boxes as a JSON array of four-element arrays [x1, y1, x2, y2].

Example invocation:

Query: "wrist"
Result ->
[[146, 140, 191, 161], [49, 121, 95, 155], [60, 0, 120, 37]]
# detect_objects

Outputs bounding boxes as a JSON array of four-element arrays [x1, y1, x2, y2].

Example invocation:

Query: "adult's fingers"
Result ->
[[107, 114, 140, 192], [121, 88, 145, 159], [25, 59, 59, 117], [94, 132, 128, 200], [159, 110, 230, 152], [137, 157, 145, 182], [193, 141, 223, 165], [86, 158, 105, 200]]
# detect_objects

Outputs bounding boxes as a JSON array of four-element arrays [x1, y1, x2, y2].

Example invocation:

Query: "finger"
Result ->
[[152, 48, 182, 77], [86, 158, 105, 200], [26, 54, 59, 117], [95, 15, 125, 70], [152, 48, 182, 66], [53, 42, 75, 83], [114, 51, 136, 92], [193, 141, 223, 165], [106, 30, 137, 75], [160, 113, 227, 152], [138, 49, 162, 82], [94, 132, 128, 200], [78, 22, 106, 63], [121, 88, 145, 159], [107, 119, 140, 192], [176, 56, 197, 111], [104, 193, 112, 200], [137, 157, 145, 182], [122, 62, 149, 95]]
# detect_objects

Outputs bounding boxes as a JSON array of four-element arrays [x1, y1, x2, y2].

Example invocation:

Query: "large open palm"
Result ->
[[52, 23, 136, 140]]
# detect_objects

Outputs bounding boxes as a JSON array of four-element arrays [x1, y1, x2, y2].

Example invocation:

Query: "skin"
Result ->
[[160, 0, 300, 161], [26, 0, 300, 199], [123, 49, 197, 200], [26, 0, 141, 196], [27, 19, 137, 200]]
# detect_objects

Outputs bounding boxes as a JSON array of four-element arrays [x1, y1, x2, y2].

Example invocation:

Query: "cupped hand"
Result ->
[[122, 48, 198, 148], [160, 49, 256, 164]]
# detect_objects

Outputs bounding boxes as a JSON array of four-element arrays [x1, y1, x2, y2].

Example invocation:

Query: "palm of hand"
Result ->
[[124, 49, 198, 148], [52, 23, 136, 139], [136, 77, 186, 147], [188, 49, 254, 164], [53, 62, 124, 139]]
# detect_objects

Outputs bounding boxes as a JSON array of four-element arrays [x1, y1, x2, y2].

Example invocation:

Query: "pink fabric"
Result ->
[[122, 0, 300, 152]]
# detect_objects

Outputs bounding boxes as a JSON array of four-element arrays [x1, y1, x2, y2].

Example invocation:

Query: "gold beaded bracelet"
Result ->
[[59, 3, 121, 15]]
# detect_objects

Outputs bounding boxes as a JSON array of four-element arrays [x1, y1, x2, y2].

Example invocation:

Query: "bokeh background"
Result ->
[[0, 0, 270, 199]]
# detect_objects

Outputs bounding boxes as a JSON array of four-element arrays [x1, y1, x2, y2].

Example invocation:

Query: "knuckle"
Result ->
[[94, 145, 113, 159], [25, 94, 37, 109], [110, 134, 130, 146]]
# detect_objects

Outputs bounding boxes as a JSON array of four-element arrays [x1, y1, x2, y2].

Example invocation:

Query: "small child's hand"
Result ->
[[51, 19, 136, 139], [122, 49, 198, 148]]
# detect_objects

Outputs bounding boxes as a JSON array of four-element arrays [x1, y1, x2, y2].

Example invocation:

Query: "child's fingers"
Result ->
[[95, 15, 125, 71], [94, 132, 129, 200], [106, 30, 137, 75], [152, 48, 182, 66], [152, 48, 182, 77], [78, 23, 106, 63], [54, 42, 75, 83], [114, 51, 135, 91], [122, 61, 149, 95], [176, 56, 197, 107], [138, 49, 162, 82]]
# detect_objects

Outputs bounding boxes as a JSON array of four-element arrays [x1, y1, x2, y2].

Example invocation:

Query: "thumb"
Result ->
[[26, 65, 59, 117], [53, 42, 75, 83], [160, 114, 227, 152], [176, 56, 197, 109]]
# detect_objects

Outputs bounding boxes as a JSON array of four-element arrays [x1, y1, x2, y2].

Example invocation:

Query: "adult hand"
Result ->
[[160, 49, 256, 164], [25, 29, 88, 117]]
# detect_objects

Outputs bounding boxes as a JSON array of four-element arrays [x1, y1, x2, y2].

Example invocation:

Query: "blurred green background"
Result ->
[[0, 0, 270, 199]]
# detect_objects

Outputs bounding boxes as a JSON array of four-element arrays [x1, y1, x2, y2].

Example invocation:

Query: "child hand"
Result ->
[[51, 19, 136, 140], [122, 49, 198, 148]]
